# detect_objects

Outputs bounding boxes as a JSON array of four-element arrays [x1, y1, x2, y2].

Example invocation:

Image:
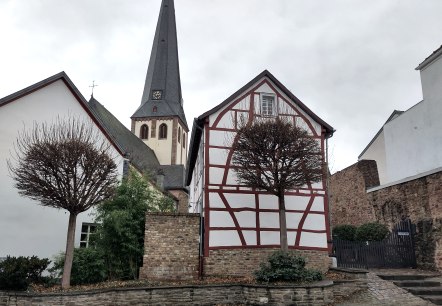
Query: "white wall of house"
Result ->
[[0, 80, 124, 260], [383, 100, 436, 182], [195, 76, 329, 251], [359, 50, 442, 185], [189, 137, 204, 214], [385, 52, 442, 183], [359, 130, 388, 184]]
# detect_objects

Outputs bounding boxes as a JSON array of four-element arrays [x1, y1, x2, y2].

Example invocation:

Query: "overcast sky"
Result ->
[[0, 0, 441, 173]]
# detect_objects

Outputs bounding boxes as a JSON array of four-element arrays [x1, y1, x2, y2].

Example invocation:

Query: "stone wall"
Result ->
[[329, 160, 379, 226], [168, 189, 189, 213], [139, 213, 200, 281], [0, 282, 334, 306], [330, 160, 442, 270], [204, 248, 331, 277]]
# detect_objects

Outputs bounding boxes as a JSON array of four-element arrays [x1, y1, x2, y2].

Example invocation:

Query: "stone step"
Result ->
[[379, 274, 433, 281], [394, 280, 441, 287], [419, 295, 442, 305], [405, 287, 442, 296]]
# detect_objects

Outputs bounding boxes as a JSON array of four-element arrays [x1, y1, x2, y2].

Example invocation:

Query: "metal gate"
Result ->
[[332, 219, 416, 269]]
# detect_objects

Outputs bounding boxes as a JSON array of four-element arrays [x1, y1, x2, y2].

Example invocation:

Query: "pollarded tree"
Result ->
[[231, 118, 324, 252], [8, 117, 118, 289]]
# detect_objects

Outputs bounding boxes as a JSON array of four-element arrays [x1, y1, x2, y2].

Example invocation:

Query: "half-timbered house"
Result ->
[[186, 70, 334, 275]]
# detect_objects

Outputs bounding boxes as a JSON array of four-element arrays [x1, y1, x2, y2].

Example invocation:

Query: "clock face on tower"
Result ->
[[152, 90, 163, 100]]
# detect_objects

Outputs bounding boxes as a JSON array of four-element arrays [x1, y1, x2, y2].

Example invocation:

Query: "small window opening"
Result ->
[[140, 124, 149, 140], [159, 123, 168, 139]]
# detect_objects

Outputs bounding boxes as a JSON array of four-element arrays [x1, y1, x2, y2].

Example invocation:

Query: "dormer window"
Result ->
[[260, 93, 276, 117]]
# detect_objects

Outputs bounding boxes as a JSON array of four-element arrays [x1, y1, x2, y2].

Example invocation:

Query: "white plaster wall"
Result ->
[[189, 131, 204, 213], [359, 130, 388, 184], [0, 80, 124, 260], [196, 76, 328, 249], [421, 54, 442, 107], [383, 99, 439, 182], [370, 53, 442, 184]]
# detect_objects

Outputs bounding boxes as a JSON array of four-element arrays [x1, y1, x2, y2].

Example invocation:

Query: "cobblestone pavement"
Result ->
[[335, 270, 435, 306]]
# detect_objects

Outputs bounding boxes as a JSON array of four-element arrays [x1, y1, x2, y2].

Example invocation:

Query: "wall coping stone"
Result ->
[[0, 280, 334, 298], [146, 212, 200, 217], [367, 166, 442, 193]]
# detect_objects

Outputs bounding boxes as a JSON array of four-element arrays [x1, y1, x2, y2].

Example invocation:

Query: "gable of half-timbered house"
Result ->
[[187, 71, 334, 271]]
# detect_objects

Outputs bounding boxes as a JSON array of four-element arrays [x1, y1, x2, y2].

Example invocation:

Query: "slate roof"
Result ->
[[88, 97, 160, 170], [89, 97, 186, 191], [132, 0, 188, 130], [186, 69, 335, 185], [0, 71, 186, 192], [160, 164, 186, 190]]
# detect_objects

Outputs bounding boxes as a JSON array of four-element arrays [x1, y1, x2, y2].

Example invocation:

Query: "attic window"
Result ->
[[260, 93, 276, 117], [153, 106, 157, 113]]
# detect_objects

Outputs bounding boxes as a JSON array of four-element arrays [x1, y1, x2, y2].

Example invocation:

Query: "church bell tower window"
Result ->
[[140, 124, 149, 140], [159, 123, 168, 139]]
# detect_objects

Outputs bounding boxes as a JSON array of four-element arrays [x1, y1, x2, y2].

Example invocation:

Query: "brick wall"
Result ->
[[204, 248, 331, 277], [329, 160, 379, 226], [139, 213, 200, 281], [0, 282, 334, 306], [330, 160, 442, 270], [168, 189, 189, 213]]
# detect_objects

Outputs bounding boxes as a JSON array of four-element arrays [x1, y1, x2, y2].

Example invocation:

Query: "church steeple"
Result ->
[[131, 0, 187, 129], [131, 0, 188, 167]]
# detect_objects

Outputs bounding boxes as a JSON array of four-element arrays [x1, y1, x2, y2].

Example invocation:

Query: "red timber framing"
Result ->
[[202, 77, 331, 256]]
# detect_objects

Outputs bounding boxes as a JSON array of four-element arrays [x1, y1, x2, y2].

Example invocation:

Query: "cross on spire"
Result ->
[[89, 80, 98, 97]]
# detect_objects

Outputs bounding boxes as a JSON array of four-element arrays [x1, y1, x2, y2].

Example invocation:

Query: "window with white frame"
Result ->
[[80, 223, 97, 248], [260, 93, 276, 116]]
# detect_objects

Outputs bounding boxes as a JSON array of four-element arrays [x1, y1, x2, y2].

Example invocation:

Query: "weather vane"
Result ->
[[89, 80, 98, 97]]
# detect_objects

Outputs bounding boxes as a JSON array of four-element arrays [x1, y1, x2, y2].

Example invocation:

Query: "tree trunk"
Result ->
[[278, 194, 288, 252], [61, 213, 77, 289]]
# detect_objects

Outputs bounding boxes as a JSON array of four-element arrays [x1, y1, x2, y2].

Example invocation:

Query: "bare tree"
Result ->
[[8, 117, 118, 289], [231, 118, 323, 252]]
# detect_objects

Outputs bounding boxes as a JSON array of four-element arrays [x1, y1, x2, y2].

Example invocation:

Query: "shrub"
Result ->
[[0, 256, 50, 290], [332, 224, 357, 241], [94, 169, 175, 280], [50, 248, 107, 285], [355, 222, 389, 241], [254, 251, 323, 283]]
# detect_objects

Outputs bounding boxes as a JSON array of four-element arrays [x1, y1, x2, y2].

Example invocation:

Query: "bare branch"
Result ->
[[7, 116, 118, 214]]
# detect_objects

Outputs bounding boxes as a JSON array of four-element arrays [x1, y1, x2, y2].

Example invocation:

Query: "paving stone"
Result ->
[[334, 270, 435, 305]]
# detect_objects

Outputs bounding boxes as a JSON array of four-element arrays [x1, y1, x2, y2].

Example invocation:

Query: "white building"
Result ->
[[0, 0, 189, 261], [359, 45, 442, 185], [0, 73, 126, 259]]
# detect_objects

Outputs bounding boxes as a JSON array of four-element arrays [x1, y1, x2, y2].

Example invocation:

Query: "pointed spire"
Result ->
[[132, 0, 187, 129]]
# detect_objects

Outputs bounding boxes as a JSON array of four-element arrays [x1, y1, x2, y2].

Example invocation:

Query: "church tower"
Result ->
[[131, 0, 188, 166]]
